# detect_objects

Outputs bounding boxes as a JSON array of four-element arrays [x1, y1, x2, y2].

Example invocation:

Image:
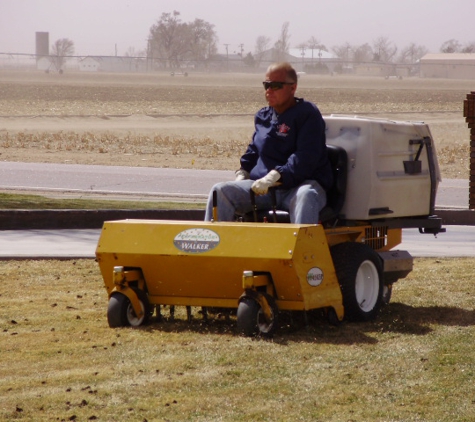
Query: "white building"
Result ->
[[78, 56, 101, 72], [420, 53, 475, 79], [78, 56, 146, 72]]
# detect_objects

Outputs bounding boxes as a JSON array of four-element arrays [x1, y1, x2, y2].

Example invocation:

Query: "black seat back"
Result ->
[[319, 144, 348, 222]]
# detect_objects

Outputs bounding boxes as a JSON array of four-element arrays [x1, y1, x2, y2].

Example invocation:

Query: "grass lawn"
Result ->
[[0, 192, 203, 210], [1, 258, 474, 421]]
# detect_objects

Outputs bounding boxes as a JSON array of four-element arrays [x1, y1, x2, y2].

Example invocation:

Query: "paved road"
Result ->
[[0, 161, 469, 207], [0, 161, 473, 258], [0, 161, 234, 201]]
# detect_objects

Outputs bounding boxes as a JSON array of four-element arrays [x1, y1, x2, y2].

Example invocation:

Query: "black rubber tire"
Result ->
[[382, 284, 393, 305], [107, 290, 151, 328], [107, 293, 128, 328], [327, 307, 341, 326], [331, 242, 384, 322], [237, 293, 278, 338]]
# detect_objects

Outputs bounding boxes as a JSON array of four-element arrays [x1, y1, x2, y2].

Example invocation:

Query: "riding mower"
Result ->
[[96, 115, 445, 337]]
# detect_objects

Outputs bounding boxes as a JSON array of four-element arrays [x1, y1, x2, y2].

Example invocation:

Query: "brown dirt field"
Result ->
[[0, 70, 472, 178]]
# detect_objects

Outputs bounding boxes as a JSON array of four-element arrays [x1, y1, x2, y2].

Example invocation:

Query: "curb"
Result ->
[[435, 208, 475, 226], [0, 208, 473, 230], [0, 209, 206, 230]]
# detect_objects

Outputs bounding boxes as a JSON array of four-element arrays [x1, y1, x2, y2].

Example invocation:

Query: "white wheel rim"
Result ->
[[257, 309, 274, 334], [126, 301, 145, 327], [355, 260, 380, 312]]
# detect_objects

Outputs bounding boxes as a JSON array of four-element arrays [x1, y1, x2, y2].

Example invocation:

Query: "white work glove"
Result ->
[[251, 170, 281, 195], [235, 168, 250, 181]]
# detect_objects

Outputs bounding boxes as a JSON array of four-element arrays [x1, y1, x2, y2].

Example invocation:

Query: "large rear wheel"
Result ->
[[331, 242, 384, 321]]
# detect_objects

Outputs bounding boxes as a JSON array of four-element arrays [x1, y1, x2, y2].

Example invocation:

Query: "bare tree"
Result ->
[[461, 41, 475, 53], [188, 18, 218, 63], [255, 35, 270, 54], [254, 35, 270, 66], [273, 22, 291, 62], [353, 43, 373, 64], [148, 11, 188, 68], [398, 43, 428, 64], [372, 37, 397, 62], [332, 42, 352, 61], [50, 38, 74, 72], [148, 11, 217, 69], [440, 39, 461, 53]]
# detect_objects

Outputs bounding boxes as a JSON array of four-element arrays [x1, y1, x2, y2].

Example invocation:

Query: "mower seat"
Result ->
[[319, 144, 348, 223], [246, 144, 348, 224]]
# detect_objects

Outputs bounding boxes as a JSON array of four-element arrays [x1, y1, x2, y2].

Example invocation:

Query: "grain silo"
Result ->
[[35, 32, 49, 57]]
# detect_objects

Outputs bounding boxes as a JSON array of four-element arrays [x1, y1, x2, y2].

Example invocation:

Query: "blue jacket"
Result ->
[[240, 98, 333, 190]]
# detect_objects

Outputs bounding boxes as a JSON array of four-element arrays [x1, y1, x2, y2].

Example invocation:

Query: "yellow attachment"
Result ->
[[112, 267, 145, 290], [96, 220, 345, 319], [111, 266, 144, 319], [242, 271, 271, 290], [257, 294, 273, 323], [113, 266, 124, 285], [242, 271, 276, 300]]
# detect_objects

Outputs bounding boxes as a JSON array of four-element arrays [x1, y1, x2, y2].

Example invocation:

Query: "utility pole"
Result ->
[[224, 43, 230, 72], [464, 92, 475, 208], [300, 46, 306, 67]]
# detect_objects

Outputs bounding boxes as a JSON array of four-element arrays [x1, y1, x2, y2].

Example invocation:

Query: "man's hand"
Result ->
[[251, 170, 281, 195], [235, 168, 250, 181]]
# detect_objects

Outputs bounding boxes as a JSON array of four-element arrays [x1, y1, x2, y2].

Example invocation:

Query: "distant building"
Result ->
[[354, 63, 410, 78], [207, 53, 244, 71], [287, 48, 338, 74], [249, 48, 339, 73], [78, 57, 101, 72], [250, 49, 292, 69], [78, 56, 146, 72], [420, 53, 475, 79], [288, 48, 335, 62]]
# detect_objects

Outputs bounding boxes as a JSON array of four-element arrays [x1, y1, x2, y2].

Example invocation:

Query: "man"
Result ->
[[205, 62, 332, 224]]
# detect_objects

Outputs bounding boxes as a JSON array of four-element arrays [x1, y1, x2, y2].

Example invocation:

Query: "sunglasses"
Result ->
[[262, 81, 294, 90]]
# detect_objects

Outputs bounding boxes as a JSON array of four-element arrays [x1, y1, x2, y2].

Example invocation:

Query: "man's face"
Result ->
[[263, 69, 296, 113]]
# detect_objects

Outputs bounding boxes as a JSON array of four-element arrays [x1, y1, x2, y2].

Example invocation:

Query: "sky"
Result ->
[[0, 0, 474, 57]]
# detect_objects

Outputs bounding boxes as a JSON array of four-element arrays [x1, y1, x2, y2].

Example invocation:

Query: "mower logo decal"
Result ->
[[307, 267, 323, 286], [173, 228, 220, 253]]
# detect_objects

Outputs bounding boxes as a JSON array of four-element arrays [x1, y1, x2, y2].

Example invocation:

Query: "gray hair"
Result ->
[[266, 62, 297, 83]]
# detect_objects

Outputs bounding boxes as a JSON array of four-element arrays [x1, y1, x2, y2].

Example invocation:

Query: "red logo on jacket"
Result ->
[[277, 123, 290, 135]]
